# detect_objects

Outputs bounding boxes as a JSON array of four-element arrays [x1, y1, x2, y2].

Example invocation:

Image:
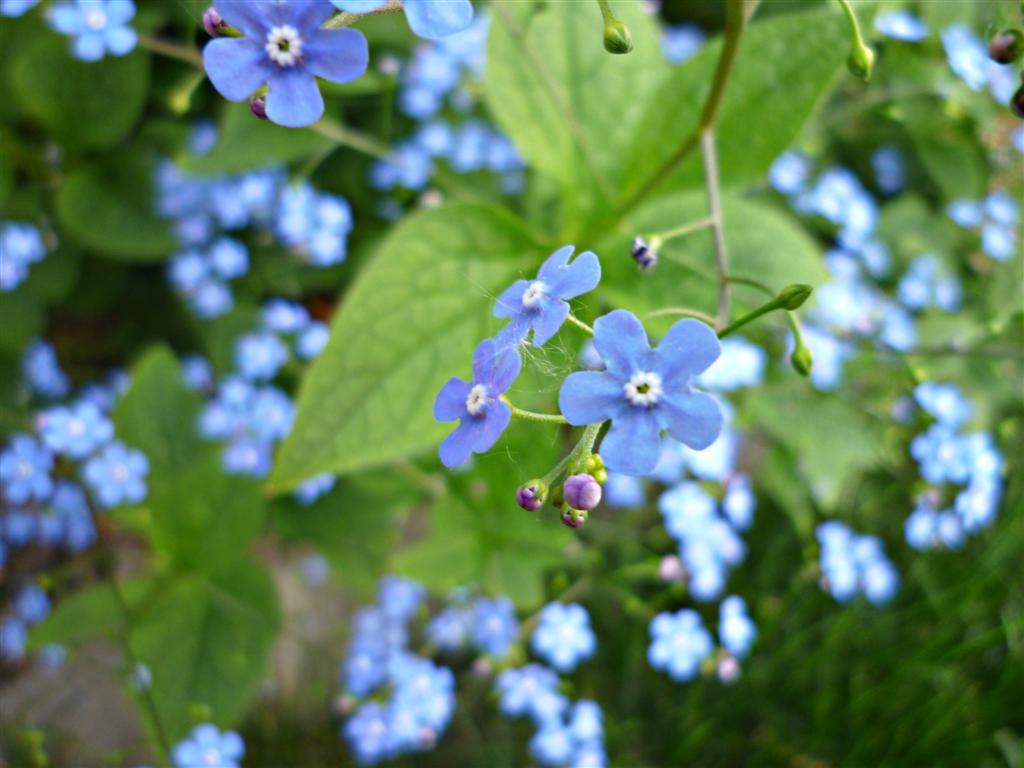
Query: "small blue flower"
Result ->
[[947, 199, 983, 228], [559, 311, 723, 475], [647, 609, 713, 682], [0, 434, 54, 504], [695, 336, 765, 391], [296, 320, 329, 360], [331, 0, 473, 40], [914, 382, 972, 428], [427, 606, 471, 651], [495, 664, 567, 723], [263, 298, 310, 333], [434, 339, 521, 468], [494, 245, 601, 347], [531, 603, 596, 672], [941, 24, 988, 91], [768, 150, 810, 196], [718, 596, 756, 658], [83, 441, 149, 508], [235, 332, 289, 381], [344, 702, 390, 764], [181, 355, 214, 391], [874, 10, 927, 42], [530, 721, 574, 767], [1, 0, 40, 17], [871, 145, 905, 194], [49, 0, 137, 62], [601, 472, 645, 508], [203, 1, 369, 128], [37, 401, 114, 459], [294, 472, 335, 504], [471, 596, 517, 658], [207, 237, 249, 279], [722, 474, 754, 530], [378, 576, 426, 623], [172, 723, 244, 768], [911, 424, 970, 485], [661, 23, 705, 64], [0, 617, 27, 661], [0, 222, 47, 292]]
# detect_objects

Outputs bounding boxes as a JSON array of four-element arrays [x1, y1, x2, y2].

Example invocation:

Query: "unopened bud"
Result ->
[[202, 6, 228, 37], [593, 467, 607, 484], [1012, 84, 1024, 120], [516, 480, 547, 511], [603, 20, 633, 54], [717, 653, 741, 683], [846, 42, 875, 82], [562, 473, 602, 511], [791, 343, 813, 377], [561, 507, 588, 529], [586, 453, 604, 473], [777, 283, 812, 310], [659, 554, 684, 582], [249, 93, 268, 121], [630, 236, 657, 271], [989, 29, 1024, 64]]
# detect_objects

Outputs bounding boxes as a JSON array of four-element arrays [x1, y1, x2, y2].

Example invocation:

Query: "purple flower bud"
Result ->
[[989, 29, 1023, 64], [631, 236, 657, 271], [202, 6, 228, 37], [516, 480, 546, 511], [659, 554, 684, 582], [561, 507, 588, 529], [563, 473, 602, 511], [1012, 84, 1024, 120], [250, 93, 268, 121]]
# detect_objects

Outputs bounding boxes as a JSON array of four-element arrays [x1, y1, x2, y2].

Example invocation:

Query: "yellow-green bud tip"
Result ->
[[791, 344, 813, 377], [846, 42, 875, 82], [777, 284, 813, 310], [604, 20, 633, 54]]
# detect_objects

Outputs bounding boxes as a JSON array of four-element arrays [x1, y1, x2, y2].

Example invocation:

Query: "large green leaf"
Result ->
[[484, 0, 669, 228], [271, 203, 542, 490], [56, 157, 177, 261], [619, 4, 853, 203], [11, 35, 149, 151], [27, 580, 151, 651], [598, 190, 827, 319], [130, 560, 279, 740]]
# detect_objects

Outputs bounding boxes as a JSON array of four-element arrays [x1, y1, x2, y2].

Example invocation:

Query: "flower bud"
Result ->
[[846, 41, 875, 82], [776, 283, 812, 310], [659, 554, 684, 582], [561, 507, 588, 529], [249, 93, 268, 121], [630, 236, 657, 271], [790, 343, 813, 377], [586, 453, 604, 473], [592, 467, 607, 484], [202, 6, 228, 37], [516, 480, 547, 511], [563, 473, 602, 511], [603, 20, 633, 54], [989, 29, 1024, 64], [1012, 84, 1024, 120], [717, 653, 741, 683]]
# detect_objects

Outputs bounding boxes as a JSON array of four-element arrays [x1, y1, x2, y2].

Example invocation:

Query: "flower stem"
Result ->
[[324, 0, 404, 28], [136, 34, 203, 67], [566, 313, 595, 336], [309, 117, 394, 161], [568, 422, 603, 475], [504, 398, 569, 424], [644, 307, 717, 326], [647, 217, 714, 248], [701, 129, 731, 331], [726, 275, 775, 298], [717, 295, 787, 338]]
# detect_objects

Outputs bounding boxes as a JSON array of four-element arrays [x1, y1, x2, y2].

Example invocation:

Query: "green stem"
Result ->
[[136, 34, 203, 67], [309, 117, 393, 161], [568, 422, 603, 475], [701, 129, 731, 330], [718, 295, 787, 338], [836, 0, 868, 48], [643, 307, 717, 326], [504, 398, 569, 424], [566, 313, 595, 336], [648, 217, 714, 246], [596, 0, 614, 23], [324, 0, 404, 28], [726, 275, 775, 297]]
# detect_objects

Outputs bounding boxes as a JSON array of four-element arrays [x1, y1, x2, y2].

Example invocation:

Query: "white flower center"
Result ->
[[521, 281, 546, 309], [85, 9, 107, 30], [68, 418, 86, 437], [265, 25, 303, 67], [16, 461, 33, 479], [624, 371, 663, 407], [201, 748, 222, 767], [465, 384, 488, 416], [111, 464, 129, 482]]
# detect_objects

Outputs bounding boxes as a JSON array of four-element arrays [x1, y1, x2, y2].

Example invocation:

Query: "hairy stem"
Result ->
[[643, 307, 717, 326], [136, 34, 203, 67], [504, 398, 570, 424], [309, 117, 394, 161], [566, 313, 595, 336], [701, 129, 731, 330], [324, 0, 404, 28]]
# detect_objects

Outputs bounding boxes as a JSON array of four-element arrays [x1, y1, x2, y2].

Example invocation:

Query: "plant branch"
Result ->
[[701, 129, 731, 330], [324, 0, 404, 28], [504, 398, 569, 424], [566, 313, 595, 336], [309, 117, 394, 161], [643, 307, 717, 326], [136, 34, 203, 67]]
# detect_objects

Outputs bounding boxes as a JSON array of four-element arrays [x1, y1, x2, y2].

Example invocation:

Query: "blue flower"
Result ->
[[647, 609, 713, 682], [37, 401, 114, 459], [0, 617, 27, 661], [296, 320, 329, 360], [722, 474, 754, 530], [496, 664, 567, 723], [769, 150, 810, 196], [344, 702, 390, 764], [661, 24, 705, 64], [235, 332, 289, 381], [1, 0, 40, 17], [263, 298, 310, 333], [0, 434, 54, 504], [531, 603, 596, 672], [276, 182, 353, 264], [530, 721, 574, 766], [871, 145, 905, 194], [601, 473, 645, 508], [331, 0, 473, 39], [172, 723, 244, 768], [0, 222, 47, 292], [874, 10, 927, 42], [695, 336, 765, 391], [294, 472, 335, 504], [207, 237, 249, 279], [914, 382, 972, 428], [427, 606, 471, 651], [181, 355, 214, 391], [494, 245, 601, 347], [941, 24, 988, 91], [49, 0, 137, 62], [910, 424, 970, 485], [817, 523, 899, 605], [83, 441, 149, 508], [471, 596, 517, 657], [434, 339, 521, 467], [718, 596, 756, 658], [203, 1, 369, 128], [559, 311, 723, 475], [21, 340, 70, 400]]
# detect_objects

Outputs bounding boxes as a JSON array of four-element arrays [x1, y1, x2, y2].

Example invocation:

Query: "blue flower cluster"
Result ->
[[947, 192, 1019, 262], [172, 723, 244, 768], [941, 24, 1017, 103], [905, 383, 1004, 550], [0, 584, 52, 663], [21, 340, 72, 400], [0, 221, 49, 292], [817, 522, 899, 605], [647, 597, 755, 685], [428, 592, 518, 657], [873, 10, 927, 43], [48, 0, 137, 62]]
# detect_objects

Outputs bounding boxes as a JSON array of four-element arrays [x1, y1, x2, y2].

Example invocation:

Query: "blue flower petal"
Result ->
[[214, 0, 272, 36], [474, 400, 512, 453], [434, 377, 469, 421], [330, 0, 388, 12], [654, 318, 721, 385], [105, 26, 137, 56], [403, 0, 474, 39], [593, 310, 649, 379], [600, 410, 661, 475], [203, 38, 272, 101], [105, 0, 135, 25], [265, 66, 324, 127], [304, 28, 369, 84], [656, 390, 723, 450], [494, 278, 529, 319], [221, 732, 245, 760], [72, 31, 106, 61], [537, 244, 576, 283], [49, 5, 82, 34], [283, 0, 337, 33], [439, 418, 481, 467], [472, 339, 521, 393], [559, 371, 622, 426], [532, 299, 569, 347], [547, 250, 600, 300]]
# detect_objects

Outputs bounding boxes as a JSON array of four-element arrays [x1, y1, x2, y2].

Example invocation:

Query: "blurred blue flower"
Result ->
[[203, 0, 369, 127], [871, 145, 905, 194], [37, 401, 114, 459], [661, 23, 705, 64], [647, 609, 713, 682], [531, 602, 596, 672], [296, 320, 329, 360], [718, 595, 756, 658], [83, 441, 149, 508], [496, 664, 567, 723], [235, 332, 289, 381], [344, 702, 390, 764], [914, 382, 972, 428], [332, 0, 473, 40], [181, 355, 214, 391], [207, 237, 249, 279], [601, 472, 645, 508], [294, 472, 335, 505], [695, 337, 765, 391], [530, 721, 574, 767], [1, 0, 39, 17], [769, 150, 810, 196], [874, 10, 927, 42], [263, 298, 310, 333], [0, 222, 47, 292], [817, 522, 899, 605], [49, 0, 137, 62], [471, 596, 517, 658], [22, 340, 71, 400], [722, 474, 755, 531], [0, 434, 54, 504], [941, 24, 988, 91], [911, 424, 970, 485], [14, 584, 51, 623], [172, 723, 244, 768]]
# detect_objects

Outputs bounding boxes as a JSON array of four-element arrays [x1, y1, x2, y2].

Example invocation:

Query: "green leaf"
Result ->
[[180, 102, 332, 174], [11, 35, 149, 151], [271, 203, 542, 490], [0, 290, 43, 355], [130, 560, 279, 739], [598, 190, 827, 318], [484, 0, 669, 227], [27, 580, 150, 651], [903, 102, 988, 199], [56, 157, 177, 261], [620, 5, 853, 202]]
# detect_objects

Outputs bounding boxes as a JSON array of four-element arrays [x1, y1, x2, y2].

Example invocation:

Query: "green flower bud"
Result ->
[[791, 343, 813, 378], [603, 20, 633, 54], [586, 453, 604, 473], [989, 29, 1024, 64], [593, 467, 608, 484], [777, 284, 813, 310], [846, 41, 875, 82]]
